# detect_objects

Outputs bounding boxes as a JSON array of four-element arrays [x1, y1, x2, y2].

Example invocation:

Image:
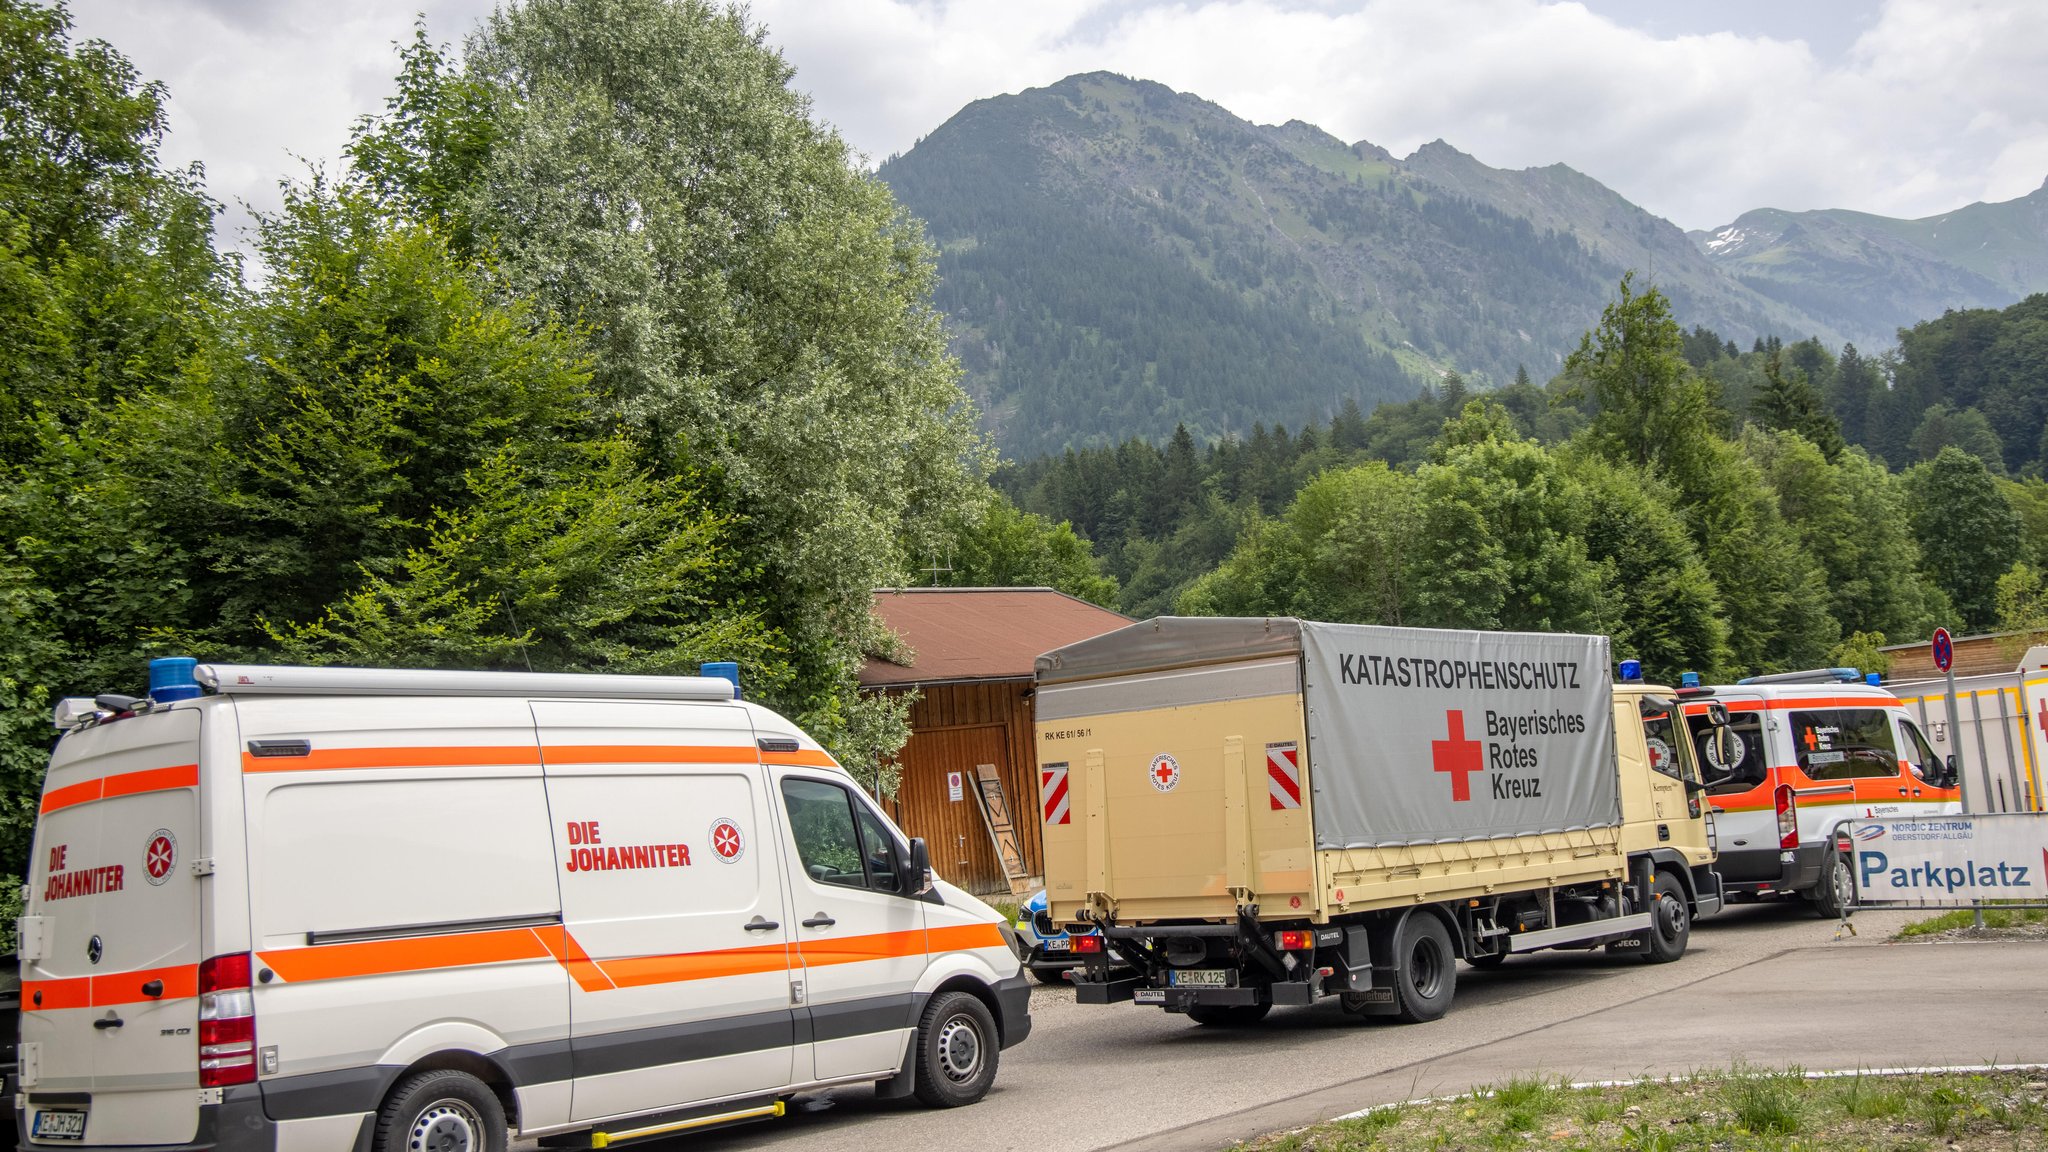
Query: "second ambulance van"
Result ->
[[16, 661, 1029, 1152], [1681, 673, 1959, 916]]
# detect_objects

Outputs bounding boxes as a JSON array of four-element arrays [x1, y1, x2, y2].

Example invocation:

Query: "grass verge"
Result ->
[[1896, 905, 2047, 937], [1236, 1068, 2048, 1151]]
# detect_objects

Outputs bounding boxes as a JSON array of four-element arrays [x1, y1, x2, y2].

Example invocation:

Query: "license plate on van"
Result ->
[[32, 1110, 85, 1141], [1168, 969, 1229, 987]]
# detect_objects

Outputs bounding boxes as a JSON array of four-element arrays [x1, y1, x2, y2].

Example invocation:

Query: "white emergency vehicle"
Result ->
[[1680, 672, 1960, 917], [16, 660, 1029, 1152]]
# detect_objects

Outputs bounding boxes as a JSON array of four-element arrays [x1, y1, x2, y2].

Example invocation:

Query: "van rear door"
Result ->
[[21, 708, 204, 1147]]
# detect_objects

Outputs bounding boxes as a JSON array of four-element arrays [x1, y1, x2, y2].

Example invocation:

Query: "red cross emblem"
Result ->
[[1803, 727, 1819, 751], [1149, 753, 1181, 792], [710, 819, 744, 862], [2036, 697, 2048, 742], [1432, 710, 1485, 802], [143, 831, 176, 884]]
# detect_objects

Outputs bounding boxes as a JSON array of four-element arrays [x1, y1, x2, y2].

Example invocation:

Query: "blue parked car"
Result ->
[[1016, 889, 1114, 985]]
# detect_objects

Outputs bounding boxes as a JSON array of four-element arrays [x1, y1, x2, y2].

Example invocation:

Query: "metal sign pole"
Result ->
[[1935, 627, 1982, 929]]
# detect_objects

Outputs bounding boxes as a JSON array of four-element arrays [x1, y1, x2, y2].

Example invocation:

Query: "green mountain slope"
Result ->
[[1689, 179, 2048, 346], [880, 73, 2043, 456]]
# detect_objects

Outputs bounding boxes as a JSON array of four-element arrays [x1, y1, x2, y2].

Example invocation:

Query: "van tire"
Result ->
[[1809, 847, 1853, 919], [912, 991, 999, 1108], [1391, 914, 1456, 1024], [374, 1070, 506, 1152], [1640, 870, 1690, 964], [1186, 1003, 1271, 1026]]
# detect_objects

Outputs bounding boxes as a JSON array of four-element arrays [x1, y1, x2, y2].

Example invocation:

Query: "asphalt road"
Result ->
[[659, 902, 2048, 1151]]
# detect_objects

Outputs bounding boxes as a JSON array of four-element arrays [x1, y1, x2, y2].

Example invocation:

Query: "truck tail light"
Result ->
[[1070, 935, 1103, 954], [1775, 785, 1799, 851], [1273, 930, 1314, 951], [198, 952, 256, 1087]]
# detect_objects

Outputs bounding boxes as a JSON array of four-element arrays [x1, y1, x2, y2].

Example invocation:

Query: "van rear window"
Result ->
[[1687, 711, 1766, 794], [1790, 709, 1899, 781]]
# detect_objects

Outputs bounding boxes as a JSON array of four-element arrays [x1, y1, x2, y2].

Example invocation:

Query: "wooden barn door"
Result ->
[[889, 723, 1012, 894]]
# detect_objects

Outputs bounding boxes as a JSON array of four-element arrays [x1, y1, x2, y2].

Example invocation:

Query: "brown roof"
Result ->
[[860, 588, 1130, 687]]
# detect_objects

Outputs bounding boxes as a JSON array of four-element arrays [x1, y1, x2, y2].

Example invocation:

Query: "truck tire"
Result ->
[[1186, 1003, 1271, 1027], [1640, 870, 1689, 964], [912, 990, 999, 1108], [1808, 846, 1853, 920], [1391, 914, 1456, 1023], [374, 1069, 506, 1152]]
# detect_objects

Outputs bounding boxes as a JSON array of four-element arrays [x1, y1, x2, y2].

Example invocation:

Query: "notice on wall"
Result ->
[[948, 770, 964, 802], [1853, 813, 2048, 905]]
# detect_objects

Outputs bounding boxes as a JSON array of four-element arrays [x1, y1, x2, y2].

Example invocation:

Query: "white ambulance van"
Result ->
[[1679, 673, 1960, 917], [16, 661, 1029, 1152]]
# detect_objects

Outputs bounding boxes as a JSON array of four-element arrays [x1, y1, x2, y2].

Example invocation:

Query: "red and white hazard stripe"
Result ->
[[1267, 742, 1302, 810], [1041, 763, 1071, 825]]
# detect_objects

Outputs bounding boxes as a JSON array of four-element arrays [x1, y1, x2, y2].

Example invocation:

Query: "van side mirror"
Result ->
[[1943, 753, 1959, 788], [902, 837, 932, 896]]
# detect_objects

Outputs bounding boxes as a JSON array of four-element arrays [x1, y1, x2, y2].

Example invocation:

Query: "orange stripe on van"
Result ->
[[541, 745, 759, 766], [40, 764, 198, 814], [259, 927, 554, 983], [600, 944, 792, 987], [761, 749, 838, 768], [242, 746, 543, 773], [22, 964, 200, 1012], [536, 926, 616, 993]]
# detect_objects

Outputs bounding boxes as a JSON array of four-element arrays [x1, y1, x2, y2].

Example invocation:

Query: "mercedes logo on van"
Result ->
[[87, 935, 102, 965]]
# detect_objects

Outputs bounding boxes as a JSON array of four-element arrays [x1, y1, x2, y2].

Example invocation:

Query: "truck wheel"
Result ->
[[1640, 870, 1689, 964], [373, 1070, 506, 1152], [1186, 1003, 1272, 1026], [912, 991, 999, 1108], [1391, 915, 1456, 1023], [1808, 847, 1853, 919]]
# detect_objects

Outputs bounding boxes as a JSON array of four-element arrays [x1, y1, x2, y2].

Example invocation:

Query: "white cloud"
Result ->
[[69, 0, 2048, 239]]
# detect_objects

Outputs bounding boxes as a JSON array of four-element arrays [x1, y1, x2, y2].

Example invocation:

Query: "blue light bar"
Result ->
[[1680, 671, 1700, 688], [149, 656, 202, 702], [1866, 672, 1881, 686], [700, 661, 741, 700], [1618, 659, 1643, 683]]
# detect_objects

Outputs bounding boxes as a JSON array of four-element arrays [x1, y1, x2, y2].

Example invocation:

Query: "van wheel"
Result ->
[[913, 991, 999, 1108], [1186, 1003, 1271, 1026], [1809, 848, 1853, 919], [1391, 914, 1456, 1023], [374, 1070, 506, 1152], [1640, 870, 1690, 964]]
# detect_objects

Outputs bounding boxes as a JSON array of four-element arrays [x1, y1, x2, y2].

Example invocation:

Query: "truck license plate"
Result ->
[[1043, 938, 1070, 952], [1168, 968, 1229, 987], [33, 1110, 86, 1140]]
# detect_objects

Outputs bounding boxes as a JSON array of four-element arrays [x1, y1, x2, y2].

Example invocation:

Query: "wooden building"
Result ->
[[1882, 629, 2048, 680], [860, 588, 1129, 895]]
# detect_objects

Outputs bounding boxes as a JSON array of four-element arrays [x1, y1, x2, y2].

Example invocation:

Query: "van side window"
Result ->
[[1687, 710, 1766, 794], [782, 777, 868, 888], [1899, 719, 1941, 781], [857, 806, 902, 893], [1791, 709, 1899, 780]]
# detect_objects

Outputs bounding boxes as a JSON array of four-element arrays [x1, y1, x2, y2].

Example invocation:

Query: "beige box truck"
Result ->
[[1034, 618, 1725, 1025]]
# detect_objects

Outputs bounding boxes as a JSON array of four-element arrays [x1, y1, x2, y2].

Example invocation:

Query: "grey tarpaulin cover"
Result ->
[[1297, 621, 1618, 849]]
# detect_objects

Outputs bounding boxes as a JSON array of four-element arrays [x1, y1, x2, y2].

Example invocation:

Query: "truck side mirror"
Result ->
[[902, 837, 933, 896]]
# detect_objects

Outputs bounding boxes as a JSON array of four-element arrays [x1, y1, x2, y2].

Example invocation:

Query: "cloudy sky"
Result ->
[[72, 0, 2048, 249]]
